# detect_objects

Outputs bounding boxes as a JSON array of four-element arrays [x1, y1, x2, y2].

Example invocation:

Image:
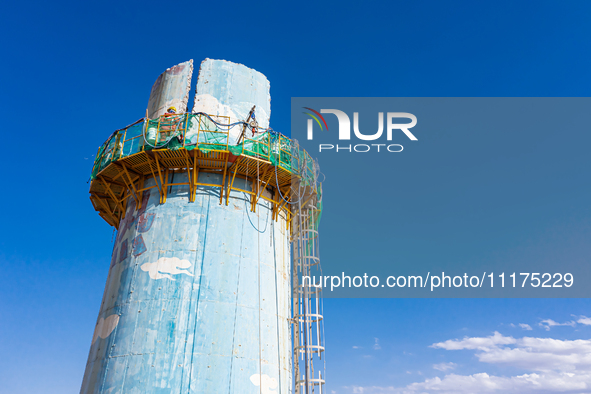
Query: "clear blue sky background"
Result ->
[[1, 1, 591, 393]]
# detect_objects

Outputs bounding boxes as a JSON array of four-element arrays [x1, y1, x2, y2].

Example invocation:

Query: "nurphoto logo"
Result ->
[[303, 107, 418, 153]]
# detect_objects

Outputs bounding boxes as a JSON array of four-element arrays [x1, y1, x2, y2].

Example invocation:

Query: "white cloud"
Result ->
[[577, 316, 591, 326], [519, 323, 533, 331], [344, 372, 591, 394], [539, 319, 576, 331], [431, 331, 516, 351], [374, 338, 381, 350], [477, 339, 591, 372], [433, 362, 456, 372], [435, 332, 591, 372], [343, 330, 591, 393]]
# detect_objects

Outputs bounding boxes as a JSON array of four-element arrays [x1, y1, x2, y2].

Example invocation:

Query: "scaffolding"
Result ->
[[91, 113, 296, 182], [89, 113, 315, 228]]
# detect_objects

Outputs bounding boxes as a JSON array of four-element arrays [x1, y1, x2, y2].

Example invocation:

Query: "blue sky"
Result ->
[[2, 0, 591, 393]]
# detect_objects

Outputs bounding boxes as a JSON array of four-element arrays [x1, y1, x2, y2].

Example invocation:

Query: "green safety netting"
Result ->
[[90, 114, 321, 196]]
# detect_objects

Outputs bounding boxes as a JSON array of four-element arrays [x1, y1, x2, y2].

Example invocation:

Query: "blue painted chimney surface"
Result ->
[[81, 173, 292, 393]]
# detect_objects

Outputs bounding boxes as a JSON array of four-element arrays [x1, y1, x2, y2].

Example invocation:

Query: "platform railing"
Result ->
[[91, 114, 316, 186]]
